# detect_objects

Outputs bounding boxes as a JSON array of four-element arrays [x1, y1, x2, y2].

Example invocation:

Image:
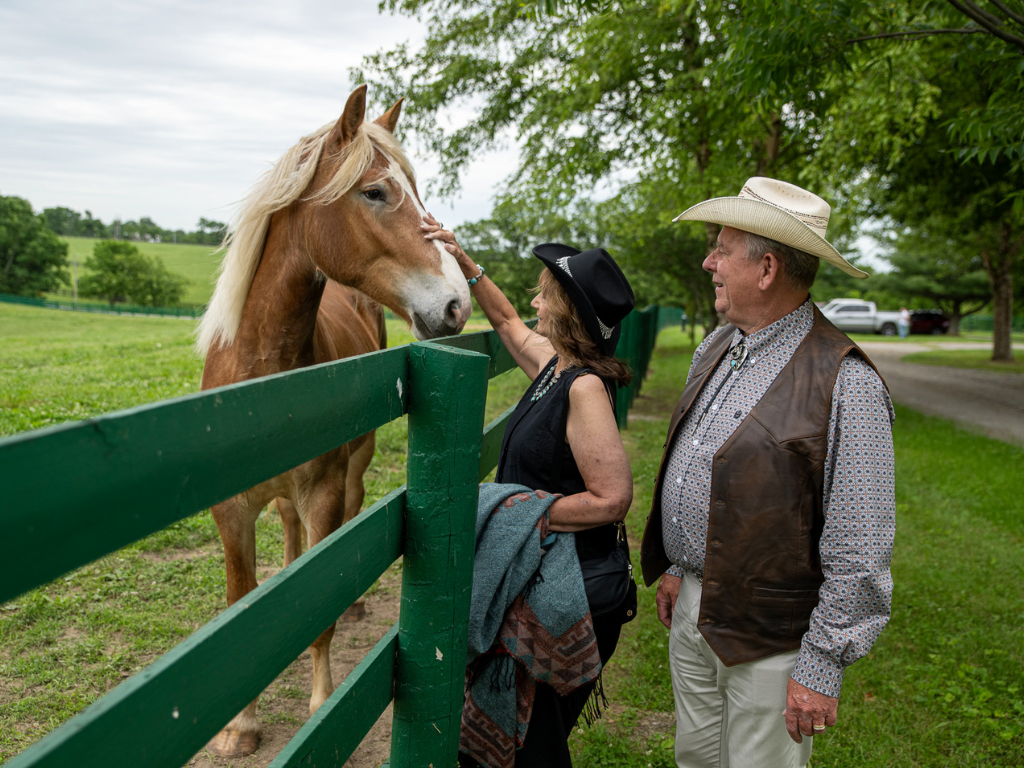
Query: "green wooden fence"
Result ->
[[0, 306, 676, 767], [0, 291, 202, 318], [615, 306, 684, 427]]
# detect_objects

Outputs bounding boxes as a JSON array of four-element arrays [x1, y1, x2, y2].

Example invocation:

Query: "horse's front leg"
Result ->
[[302, 474, 349, 715], [339, 433, 375, 623], [206, 495, 263, 758]]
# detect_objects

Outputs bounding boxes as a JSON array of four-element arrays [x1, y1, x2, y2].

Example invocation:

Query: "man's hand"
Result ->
[[784, 678, 838, 743], [655, 573, 683, 629]]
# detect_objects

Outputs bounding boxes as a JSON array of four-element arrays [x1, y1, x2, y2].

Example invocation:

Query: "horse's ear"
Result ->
[[328, 84, 368, 150], [373, 98, 404, 133]]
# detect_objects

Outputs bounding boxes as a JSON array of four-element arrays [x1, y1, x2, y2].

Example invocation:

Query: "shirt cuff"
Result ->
[[791, 642, 845, 699], [666, 564, 686, 578]]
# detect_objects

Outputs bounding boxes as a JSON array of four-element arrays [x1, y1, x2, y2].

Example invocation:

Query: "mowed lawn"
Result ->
[[0, 302, 529, 761], [2, 308, 1022, 765], [61, 236, 222, 305], [587, 329, 1024, 767]]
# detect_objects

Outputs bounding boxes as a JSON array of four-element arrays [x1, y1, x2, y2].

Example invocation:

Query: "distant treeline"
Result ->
[[42, 207, 227, 246]]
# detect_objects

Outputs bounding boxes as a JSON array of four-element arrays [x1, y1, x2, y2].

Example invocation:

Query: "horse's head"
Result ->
[[299, 86, 471, 339]]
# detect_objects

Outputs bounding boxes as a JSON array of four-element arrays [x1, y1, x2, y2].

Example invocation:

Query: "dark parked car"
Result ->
[[910, 309, 950, 335]]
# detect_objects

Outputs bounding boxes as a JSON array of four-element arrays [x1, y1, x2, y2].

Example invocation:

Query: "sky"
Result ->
[[0, 0, 519, 232]]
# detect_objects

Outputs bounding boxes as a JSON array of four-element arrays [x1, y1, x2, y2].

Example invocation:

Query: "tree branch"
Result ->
[[946, 0, 1024, 52], [987, 0, 1024, 28], [847, 27, 984, 43], [961, 0, 1008, 27]]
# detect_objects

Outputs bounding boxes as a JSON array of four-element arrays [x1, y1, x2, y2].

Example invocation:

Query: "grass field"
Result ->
[[578, 329, 1024, 767], [2, 307, 1022, 765], [61, 236, 221, 305], [901, 348, 1024, 374], [0, 302, 528, 762]]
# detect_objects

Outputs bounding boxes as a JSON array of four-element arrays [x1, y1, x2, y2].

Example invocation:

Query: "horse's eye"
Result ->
[[363, 188, 383, 201]]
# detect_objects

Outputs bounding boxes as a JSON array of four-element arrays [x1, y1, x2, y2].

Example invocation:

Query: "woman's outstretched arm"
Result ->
[[422, 214, 553, 381]]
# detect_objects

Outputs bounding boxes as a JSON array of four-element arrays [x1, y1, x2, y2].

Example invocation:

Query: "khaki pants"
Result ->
[[669, 571, 813, 768]]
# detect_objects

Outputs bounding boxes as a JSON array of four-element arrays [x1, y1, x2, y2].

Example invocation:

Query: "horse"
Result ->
[[196, 85, 472, 758]]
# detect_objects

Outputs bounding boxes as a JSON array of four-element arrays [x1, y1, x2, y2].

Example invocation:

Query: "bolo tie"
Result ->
[[694, 340, 749, 431]]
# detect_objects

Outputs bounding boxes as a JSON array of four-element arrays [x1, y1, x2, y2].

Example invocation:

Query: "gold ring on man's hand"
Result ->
[[812, 724, 826, 732]]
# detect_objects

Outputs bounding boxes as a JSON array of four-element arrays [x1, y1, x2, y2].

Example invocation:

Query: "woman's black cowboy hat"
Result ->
[[532, 243, 635, 355]]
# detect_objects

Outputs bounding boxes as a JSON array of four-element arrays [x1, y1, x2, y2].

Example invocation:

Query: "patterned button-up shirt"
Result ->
[[661, 299, 895, 697]]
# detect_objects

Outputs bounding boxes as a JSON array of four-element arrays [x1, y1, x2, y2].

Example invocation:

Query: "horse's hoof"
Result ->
[[341, 600, 366, 622], [206, 728, 260, 758]]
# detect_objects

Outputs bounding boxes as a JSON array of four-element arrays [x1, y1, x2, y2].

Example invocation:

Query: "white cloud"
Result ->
[[0, 0, 510, 231]]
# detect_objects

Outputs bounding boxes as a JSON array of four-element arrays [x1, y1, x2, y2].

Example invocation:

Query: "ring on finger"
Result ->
[[812, 724, 826, 732]]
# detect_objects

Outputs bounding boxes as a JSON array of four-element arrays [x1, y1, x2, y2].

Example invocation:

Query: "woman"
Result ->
[[423, 215, 635, 766]]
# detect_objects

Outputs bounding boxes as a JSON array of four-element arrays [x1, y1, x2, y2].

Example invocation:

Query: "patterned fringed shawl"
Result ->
[[460, 483, 601, 768]]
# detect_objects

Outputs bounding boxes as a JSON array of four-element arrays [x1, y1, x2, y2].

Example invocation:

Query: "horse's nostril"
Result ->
[[445, 298, 461, 326]]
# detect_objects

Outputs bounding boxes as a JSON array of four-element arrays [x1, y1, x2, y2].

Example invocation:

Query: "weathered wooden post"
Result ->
[[391, 343, 489, 766]]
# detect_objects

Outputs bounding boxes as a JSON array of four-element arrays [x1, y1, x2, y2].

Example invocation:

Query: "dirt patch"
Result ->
[[629, 710, 675, 742], [186, 566, 403, 768], [137, 543, 221, 563]]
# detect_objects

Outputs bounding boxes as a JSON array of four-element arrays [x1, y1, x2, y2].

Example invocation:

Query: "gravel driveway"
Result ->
[[858, 341, 1024, 447]]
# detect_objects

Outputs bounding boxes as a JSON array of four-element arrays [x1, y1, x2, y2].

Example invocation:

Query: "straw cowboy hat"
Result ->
[[673, 177, 867, 278]]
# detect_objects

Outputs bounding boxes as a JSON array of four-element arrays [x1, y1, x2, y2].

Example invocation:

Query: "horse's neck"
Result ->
[[227, 222, 325, 379]]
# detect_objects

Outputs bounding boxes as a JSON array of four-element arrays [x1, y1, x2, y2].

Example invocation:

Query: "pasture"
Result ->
[[3, 304, 1022, 766], [0, 302, 528, 766], [61, 236, 221, 305]]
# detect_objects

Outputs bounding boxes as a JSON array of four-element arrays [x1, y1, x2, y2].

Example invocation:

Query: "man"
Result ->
[[640, 177, 895, 767]]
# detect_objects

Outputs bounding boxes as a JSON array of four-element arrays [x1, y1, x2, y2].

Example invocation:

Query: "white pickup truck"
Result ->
[[819, 298, 902, 336]]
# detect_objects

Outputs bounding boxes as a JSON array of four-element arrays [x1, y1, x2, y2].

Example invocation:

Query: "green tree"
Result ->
[[721, 0, 1023, 360], [196, 218, 227, 245], [361, 0, 822, 318], [42, 206, 82, 236], [79, 210, 110, 238], [876, 227, 991, 335], [0, 196, 70, 296], [78, 240, 188, 307], [726, 0, 1024, 172]]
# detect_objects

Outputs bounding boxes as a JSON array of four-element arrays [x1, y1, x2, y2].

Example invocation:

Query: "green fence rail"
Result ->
[[0, 291, 203, 318], [0, 306, 678, 767]]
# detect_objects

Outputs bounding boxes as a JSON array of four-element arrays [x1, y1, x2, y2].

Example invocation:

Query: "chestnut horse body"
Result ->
[[197, 86, 471, 757]]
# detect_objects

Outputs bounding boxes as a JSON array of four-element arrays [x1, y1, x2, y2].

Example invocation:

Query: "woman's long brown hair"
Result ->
[[537, 269, 632, 387]]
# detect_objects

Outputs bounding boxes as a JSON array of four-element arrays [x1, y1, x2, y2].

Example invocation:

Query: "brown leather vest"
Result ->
[[640, 306, 882, 666]]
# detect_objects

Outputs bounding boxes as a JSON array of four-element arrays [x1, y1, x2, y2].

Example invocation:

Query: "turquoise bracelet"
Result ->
[[467, 264, 485, 286]]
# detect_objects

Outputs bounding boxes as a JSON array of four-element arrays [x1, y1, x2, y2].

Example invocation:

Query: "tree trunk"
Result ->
[[989, 257, 1014, 362], [948, 302, 961, 337], [981, 221, 1018, 363], [755, 114, 783, 176]]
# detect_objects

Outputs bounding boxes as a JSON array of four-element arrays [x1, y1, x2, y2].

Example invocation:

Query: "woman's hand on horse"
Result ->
[[422, 214, 475, 276]]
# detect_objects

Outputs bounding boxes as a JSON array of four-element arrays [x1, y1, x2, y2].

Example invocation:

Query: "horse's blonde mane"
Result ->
[[196, 120, 415, 355]]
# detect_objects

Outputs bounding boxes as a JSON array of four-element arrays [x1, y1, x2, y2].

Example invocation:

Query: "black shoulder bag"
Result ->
[[581, 521, 638, 624]]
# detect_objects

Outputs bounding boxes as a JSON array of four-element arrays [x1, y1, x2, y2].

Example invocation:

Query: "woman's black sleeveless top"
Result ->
[[496, 356, 618, 561]]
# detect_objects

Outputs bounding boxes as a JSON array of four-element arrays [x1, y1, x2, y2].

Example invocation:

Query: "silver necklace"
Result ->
[[530, 362, 571, 402]]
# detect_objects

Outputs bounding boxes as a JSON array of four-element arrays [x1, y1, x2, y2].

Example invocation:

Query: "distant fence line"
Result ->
[[0, 292, 204, 319], [960, 314, 1024, 333], [46, 288, 207, 313]]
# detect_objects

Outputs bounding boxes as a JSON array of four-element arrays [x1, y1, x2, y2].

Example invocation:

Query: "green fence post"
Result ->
[[391, 343, 489, 767], [614, 311, 634, 428]]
